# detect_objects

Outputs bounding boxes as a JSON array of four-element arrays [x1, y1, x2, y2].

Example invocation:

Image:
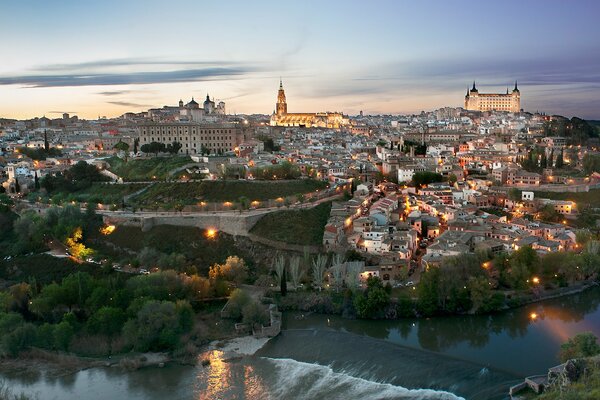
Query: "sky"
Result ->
[[1, 0, 599, 120]]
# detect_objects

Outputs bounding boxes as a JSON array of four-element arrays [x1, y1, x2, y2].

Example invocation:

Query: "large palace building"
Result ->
[[270, 80, 350, 128], [138, 122, 249, 155], [464, 81, 520, 112]]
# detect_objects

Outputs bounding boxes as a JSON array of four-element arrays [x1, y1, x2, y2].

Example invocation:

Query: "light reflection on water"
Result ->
[[1, 288, 599, 400]]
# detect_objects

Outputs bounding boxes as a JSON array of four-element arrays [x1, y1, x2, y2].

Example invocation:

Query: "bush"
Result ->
[[560, 332, 600, 362], [242, 301, 269, 328], [226, 289, 251, 320]]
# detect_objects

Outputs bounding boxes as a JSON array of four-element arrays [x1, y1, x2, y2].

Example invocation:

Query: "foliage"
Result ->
[[353, 276, 390, 319], [132, 179, 327, 207], [412, 171, 444, 187], [226, 289, 251, 320], [16, 146, 62, 160], [106, 155, 191, 182], [311, 254, 328, 290], [250, 161, 301, 180], [41, 161, 109, 193], [208, 256, 249, 285], [583, 154, 600, 175], [559, 332, 600, 363], [241, 301, 269, 327]]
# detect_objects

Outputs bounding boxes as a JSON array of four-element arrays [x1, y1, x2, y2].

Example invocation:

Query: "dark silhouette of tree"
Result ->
[[44, 130, 49, 152]]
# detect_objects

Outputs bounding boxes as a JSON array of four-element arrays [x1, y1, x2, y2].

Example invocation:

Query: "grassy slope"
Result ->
[[51, 183, 148, 205], [132, 179, 327, 206], [87, 225, 255, 275], [106, 156, 192, 181], [250, 202, 332, 246]]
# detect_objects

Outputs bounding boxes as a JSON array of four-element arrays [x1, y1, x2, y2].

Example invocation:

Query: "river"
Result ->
[[2, 287, 600, 399]]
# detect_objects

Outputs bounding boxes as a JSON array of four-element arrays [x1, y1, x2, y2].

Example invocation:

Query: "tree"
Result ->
[[288, 257, 304, 289], [34, 171, 40, 190], [448, 173, 458, 185], [54, 320, 74, 351], [44, 130, 49, 151], [417, 267, 440, 316], [412, 171, 444, 187], [353, 276, 390, 319], [14, 178, 20, 194], [140, 141, 166, 157], [113, 141, 130, 153], [559, 332, 600, 362], [555, 151, 564, 169], [330, 253, 345, 291], [272, 255, 286, 295], [242, 301, 269, 328], [311, 254, 328, 290], [538, 204, 561, 223], [133, 137, 140, 154], [226, 289, 251, 320], [508, 188, 522, 201], [540, 152, 547, 169], [166, 141, 182, 155], [209, 256, 248, 285], [87, 306, 126, 353]]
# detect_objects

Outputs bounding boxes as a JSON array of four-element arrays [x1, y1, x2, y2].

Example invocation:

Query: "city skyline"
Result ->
[[1, 0, 600, 120]]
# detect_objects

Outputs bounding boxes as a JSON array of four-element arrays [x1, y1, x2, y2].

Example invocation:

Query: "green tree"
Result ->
[[353, 276, 390, 319], [559, 332, 600, 362], [226, 289, 251, 320], [417, 267, 440, 316], [54, 320, 74, 351], [555, 151, 564, 169], [412, 171, 444, 187]]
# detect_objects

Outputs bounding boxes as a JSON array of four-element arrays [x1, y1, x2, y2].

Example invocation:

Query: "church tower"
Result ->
[[276, 78, 287, 116]]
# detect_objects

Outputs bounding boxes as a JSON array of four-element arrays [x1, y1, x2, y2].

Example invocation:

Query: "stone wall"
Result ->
[[103, 212, 267, 236]]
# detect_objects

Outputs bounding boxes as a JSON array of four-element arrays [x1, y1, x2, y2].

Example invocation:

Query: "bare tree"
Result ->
[[289, 256, 304, 289], [311, 254, 328, 291], [273, 255, 286, 294], [330, 253, 345, 291], [345, 261, 363, 289]]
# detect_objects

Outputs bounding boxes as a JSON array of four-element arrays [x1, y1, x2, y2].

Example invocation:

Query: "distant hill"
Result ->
[[544, 116, 598, 144]]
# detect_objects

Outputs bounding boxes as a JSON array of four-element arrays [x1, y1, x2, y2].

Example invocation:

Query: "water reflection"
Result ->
[[282, 287, 600, 375]]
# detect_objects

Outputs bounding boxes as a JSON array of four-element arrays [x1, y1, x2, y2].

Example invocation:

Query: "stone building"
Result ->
[[270, 80, 350, 128], [138, 122, 250, 155], [464, 82, 520, 112]]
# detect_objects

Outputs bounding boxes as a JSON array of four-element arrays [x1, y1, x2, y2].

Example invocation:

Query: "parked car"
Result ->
[[406, 281, 415, 286]]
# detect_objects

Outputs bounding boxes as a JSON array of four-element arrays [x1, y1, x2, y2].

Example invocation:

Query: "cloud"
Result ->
[[0, 57, 261, 88], [34, 58, 243, 72], [97, 90, 131, 96], [107, 101, 151, 108]]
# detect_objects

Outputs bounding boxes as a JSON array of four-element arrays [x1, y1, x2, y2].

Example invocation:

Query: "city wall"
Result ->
[[103, 212, 267, 236]]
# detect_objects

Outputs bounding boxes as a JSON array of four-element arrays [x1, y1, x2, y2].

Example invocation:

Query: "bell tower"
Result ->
[[276, 78, 287, 116]]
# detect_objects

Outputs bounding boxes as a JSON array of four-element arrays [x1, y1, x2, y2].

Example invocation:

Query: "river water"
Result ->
[[3, 287, 600, 400]]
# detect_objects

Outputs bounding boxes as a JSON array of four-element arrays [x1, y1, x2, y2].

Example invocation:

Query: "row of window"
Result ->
[[143, 129, 234, 135]]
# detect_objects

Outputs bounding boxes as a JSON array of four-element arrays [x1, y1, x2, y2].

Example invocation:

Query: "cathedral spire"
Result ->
[[514, 80, 518, 91], [472, 81, 477, 91], [279, 77, 283, 89]]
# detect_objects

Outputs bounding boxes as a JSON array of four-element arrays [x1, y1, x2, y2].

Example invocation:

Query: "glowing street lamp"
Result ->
[[206, 228, 217, 239]]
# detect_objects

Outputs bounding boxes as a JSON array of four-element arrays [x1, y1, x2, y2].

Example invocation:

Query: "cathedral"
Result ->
[[269, 80, 350, 128], [464, 81, 520, 112]]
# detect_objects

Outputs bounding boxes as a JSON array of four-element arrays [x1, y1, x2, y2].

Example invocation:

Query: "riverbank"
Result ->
[[0, 334, 272, 382], [273, 279, 599, 321]]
